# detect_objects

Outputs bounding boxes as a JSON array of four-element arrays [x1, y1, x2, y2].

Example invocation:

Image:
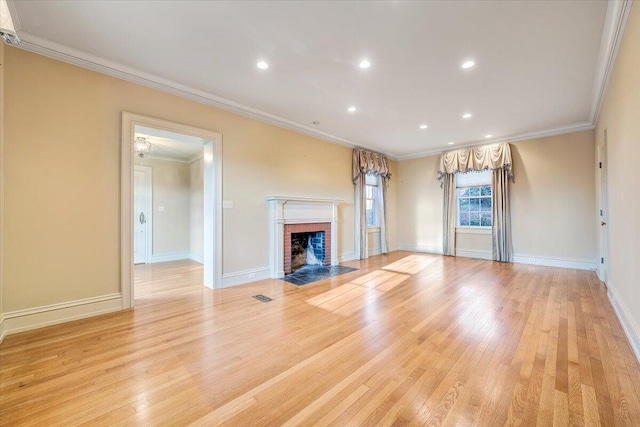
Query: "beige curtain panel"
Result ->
[[354, 173, 368, 260], [352, 148, 392, 260], [492, 168, 514, 262], [437, 143, 513, 183], [442, 173, 456, 256], [352, 148, 392, 183]]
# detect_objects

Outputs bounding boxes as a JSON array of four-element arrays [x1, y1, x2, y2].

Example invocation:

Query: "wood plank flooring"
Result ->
[[1, 252, 639, 426]]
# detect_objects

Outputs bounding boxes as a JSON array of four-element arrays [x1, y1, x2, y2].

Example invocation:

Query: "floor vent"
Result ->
[[253, 294, 273, 303]]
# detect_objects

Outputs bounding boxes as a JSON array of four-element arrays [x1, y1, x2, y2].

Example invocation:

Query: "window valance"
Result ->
[[352, 148, 392, 183], [437, 143, 513, 182]]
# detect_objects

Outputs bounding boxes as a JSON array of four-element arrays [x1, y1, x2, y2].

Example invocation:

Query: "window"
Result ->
[[456, 170, 492, 227], [365, 174, 379, 227]]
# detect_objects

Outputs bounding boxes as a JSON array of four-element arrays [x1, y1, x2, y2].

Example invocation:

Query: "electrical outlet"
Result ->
[[528, 257, 536, 263], [223, 200, 233, 209], [248, 273, 256, 279]]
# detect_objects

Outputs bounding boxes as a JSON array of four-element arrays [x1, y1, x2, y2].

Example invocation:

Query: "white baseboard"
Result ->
[[0, 317, 6, 345], [456, 249, 493, 260], [607, 282, 640, 365], [0, 293, 123, 343], [221, 267, 271, 288], [189, 252, 204, 264], [366, 244, 399, 257], [396, 245, 596, 271], [513, 254, 596, 271], [339, 252, 356, 262], [149, 252, 190, 263], [368, 247, 382, 257], [396, 244, 443, 255]]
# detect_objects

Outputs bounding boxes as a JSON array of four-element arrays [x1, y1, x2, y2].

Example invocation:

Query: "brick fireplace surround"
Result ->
[[266, 196, 341, 279]]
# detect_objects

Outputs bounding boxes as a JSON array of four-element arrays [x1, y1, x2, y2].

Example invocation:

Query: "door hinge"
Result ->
[[599, 162, 602, 168], [600, 209, 603, 216], [601, 257, 604, 264]]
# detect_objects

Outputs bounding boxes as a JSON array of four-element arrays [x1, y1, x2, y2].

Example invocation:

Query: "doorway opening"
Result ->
[[122, 113, 222, 308]]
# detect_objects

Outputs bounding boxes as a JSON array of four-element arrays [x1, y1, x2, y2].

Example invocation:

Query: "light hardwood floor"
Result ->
[[1, 252, 639, 426]]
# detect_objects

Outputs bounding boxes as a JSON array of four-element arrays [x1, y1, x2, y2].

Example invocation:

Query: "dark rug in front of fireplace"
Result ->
[[283, 265, 358, 286]]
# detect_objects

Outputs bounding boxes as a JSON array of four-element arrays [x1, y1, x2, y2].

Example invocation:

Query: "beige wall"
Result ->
[[397, 130, 597, 263], [396, 154, 443, 253], [135, 158, 191, 256], [595, 5, 640, 348], [2, 47, 397, 312], [190, 158, 204, 260], [510, 131, 596, 261]]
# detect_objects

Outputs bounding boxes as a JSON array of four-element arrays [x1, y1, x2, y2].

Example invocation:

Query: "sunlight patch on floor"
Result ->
[[305, 254, 438, 316], [381, 254, 438, 275]]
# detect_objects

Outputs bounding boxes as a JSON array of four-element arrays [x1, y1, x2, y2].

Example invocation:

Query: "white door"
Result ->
[[134, 169, 149, 264], [598, 132, 609, 283]]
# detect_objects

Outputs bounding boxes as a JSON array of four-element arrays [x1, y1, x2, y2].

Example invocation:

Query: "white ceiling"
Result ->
[[10, 1, 615, 158]]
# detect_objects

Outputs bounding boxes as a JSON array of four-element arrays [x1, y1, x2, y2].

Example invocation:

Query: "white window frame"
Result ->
[[456, 170, 492, 234], [365, 174, 380, 230]]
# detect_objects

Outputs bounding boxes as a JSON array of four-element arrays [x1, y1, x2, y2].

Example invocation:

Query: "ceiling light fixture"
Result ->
[[256, 61, 269, 69], [448, 142, 455, 145], [359, 59, 371, 69], [485, 134, 492, 138], [134, 137, 152, 158], [348, 106, 357, 113], [462, 113, 472, 119], [462, 60, 475, 69], [420, 124, 428, 129]]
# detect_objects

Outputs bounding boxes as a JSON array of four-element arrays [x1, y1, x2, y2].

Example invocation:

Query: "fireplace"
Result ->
[[266, 196, 341, 278], [285, 224, 331, 274]]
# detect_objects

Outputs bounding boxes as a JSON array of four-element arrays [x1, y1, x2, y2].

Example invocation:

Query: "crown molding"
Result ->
[[589, 0, 634, 124], [9, 0, 631, 162], [13, 31, 400, 157], [397, 121, 595, 161]]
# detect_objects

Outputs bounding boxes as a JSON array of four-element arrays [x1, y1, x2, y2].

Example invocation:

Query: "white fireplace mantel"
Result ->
[[266, 196, 341, 278]]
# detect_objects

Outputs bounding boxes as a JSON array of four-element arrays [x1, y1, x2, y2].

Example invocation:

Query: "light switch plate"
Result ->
[[223, 200, 233, 209]]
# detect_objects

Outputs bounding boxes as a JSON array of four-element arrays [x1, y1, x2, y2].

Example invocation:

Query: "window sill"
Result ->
[[367, 226, 381, 233], [456, 227, 491, 235]]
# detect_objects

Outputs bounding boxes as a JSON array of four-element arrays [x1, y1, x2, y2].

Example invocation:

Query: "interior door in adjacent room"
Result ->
[[134, 166, 152, 264]]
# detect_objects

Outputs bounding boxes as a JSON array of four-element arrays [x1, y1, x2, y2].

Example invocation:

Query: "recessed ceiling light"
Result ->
[[257, 61, 269, 69], [485, 134, 492, 138], [348, 106, 357, 113], [359, 59, 371, 69], [462, 113, 472, 119], [462, 60, 475, 69], [448, 142, 455, 145], [419, 124, 428, 129]]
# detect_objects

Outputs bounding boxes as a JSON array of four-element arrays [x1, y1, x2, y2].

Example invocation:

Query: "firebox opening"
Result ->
[[290, 231, 325, 273]]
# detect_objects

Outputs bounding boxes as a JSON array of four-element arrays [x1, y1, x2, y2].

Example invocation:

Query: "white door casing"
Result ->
[[597, 131, 610, 283], [121, 112, 223, 308], [133, 166, 153, 264]]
